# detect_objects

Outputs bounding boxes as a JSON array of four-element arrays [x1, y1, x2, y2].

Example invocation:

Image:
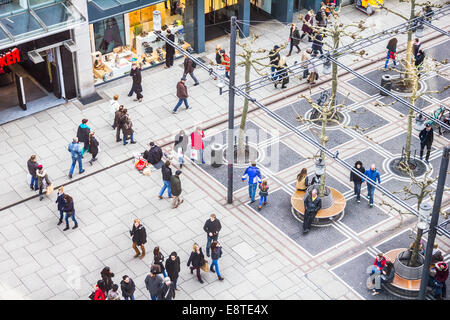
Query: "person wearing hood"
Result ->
[[27, 154, 39, 191], [76, 119, 91, 157], [120, 275, 136, 300], [174, 130, 188, 168], [364, 164, 381, 208], [269, 45, 281, 81], [36, 164, 51, 201], [350, 161, 365, 203]]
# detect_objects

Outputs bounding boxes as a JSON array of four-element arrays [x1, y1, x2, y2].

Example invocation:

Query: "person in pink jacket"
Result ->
[[190, 127, 205, 164]]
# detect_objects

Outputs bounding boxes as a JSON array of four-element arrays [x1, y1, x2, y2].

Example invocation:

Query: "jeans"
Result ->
[[124, 294, 135, 300], [271, 66, 278, 81], [210, 259, 221, 277], [172, 278, 178, 290], [192, 149, 204, 163], [248, 183, 257, 202], [288, 42, 300, 55], [173, 98, 190, 112], [30, 176, 38, 190], [150, 294, 158, 300], [354, 183, 361, 200], [128, 85, 134, 97], [123, 133, 135, 145], [420, 142, 432, 161], [384, 52, 397, 68], [65, 211, 78, 227], [159, 180, 172, 197], [225, 71, 229, 79], [69, 157, 83, 175], [259, 196, 267, 206], [206, 234, 218, 256], [182, 72, 199, 84], [59, 210, 64, 222], [367, 184, 375, 205]]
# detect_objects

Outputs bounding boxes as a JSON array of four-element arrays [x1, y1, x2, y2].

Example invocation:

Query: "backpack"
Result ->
[[191, 60, 197, 68]]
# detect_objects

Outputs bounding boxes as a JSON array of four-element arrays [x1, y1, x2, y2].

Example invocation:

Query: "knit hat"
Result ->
[[37, 164, 43, 169]]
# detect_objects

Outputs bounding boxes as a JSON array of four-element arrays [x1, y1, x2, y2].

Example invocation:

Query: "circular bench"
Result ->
[[291, 187, 346, 226]]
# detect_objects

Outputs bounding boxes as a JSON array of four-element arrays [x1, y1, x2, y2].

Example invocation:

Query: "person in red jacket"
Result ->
[[373, 253, 386, 274], [431, 261, 448, 299], [190, 127, 205, 164], [93, 280, 106, 300], [220, 49, 230, 79]]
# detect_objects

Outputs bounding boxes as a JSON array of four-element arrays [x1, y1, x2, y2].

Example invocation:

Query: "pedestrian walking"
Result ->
[[130, 219, 147, 259], [174, 130, 188, 168], [287, 23, 301, 56], [350, 160, 365, 203], [127, 64, 142, 97], [76, 119, 90, 157], [55, 186, 65, 225], [158, 277, 176, 300], [187, 243, 205, 284], [101, 266, 115, 293], [153, 246, 168, 278], [181, 56, 199, 85], [214, 45, 222, 80], [190, 127, 205, 164], [315, 6, 326, 27], [210, 241, 224, 281], [119, 108, 137, 145], [164, 29, 175, 69], [274, 56, 289, 89], [145, 269, 164, 300], [88, 132, 99, 165], [242, 161, 262, 203], [220, 49, 230, 79], [27, 154, 39, 191], [300, 10, 314, 42], [165, 252, 181, 290], [301, 48, 312, 79], [303, 188, 322, 233], [36, 164, 51, 201], [311, 33, 324, 55], [62, 194, 78, 231], [431, 261, 448, 299], [364, 164, 381, 208], [120, 275, 136, 300], [130, 62, 143, 102], [171, 170, 183, 208], [113, 105, 124, 142], [268, 45, 281, 81], [384, 38, 398, 69], [296, 168, 309, 191], [419, 123, 434, 164], [67, 137, 85, 179], [307, 51, 319, 84], [172, 79, 190, 114], [415, 49, 425, 69], [203, 213, 222, 257], [413, 38, 421, 59], [159, 160, 173, 199], [110, 94, 120, 128], [93, 280, 106, 300], [107, 284, 120, 300], [258, 180, 269, 210]]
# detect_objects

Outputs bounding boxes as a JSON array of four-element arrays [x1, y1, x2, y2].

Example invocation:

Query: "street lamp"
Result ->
[[153, 11, 161, 32], [415, 17, 425, 38], [417, 202, 432, 230], [315, 158, 325, 176], [216, 65, 226, 94], [415, 114, 425, 131]]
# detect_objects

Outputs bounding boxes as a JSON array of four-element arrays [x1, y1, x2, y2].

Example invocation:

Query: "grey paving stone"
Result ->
[[374, 229, 424, 254], [379, 130, 434, 156], [341, 196, 390, 234], [347, 106, 390, 133], [348, 69, 398, 96], [425, 75, 450, 100], [378, 96, 432, 115], [260, 142, 305, 173], [343, 149, 387, 176]]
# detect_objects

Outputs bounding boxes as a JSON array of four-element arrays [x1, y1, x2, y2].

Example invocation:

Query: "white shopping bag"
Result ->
[[26, 173, 31, 185], [190, 149, 198, 160], [177, 147, 183, 158]]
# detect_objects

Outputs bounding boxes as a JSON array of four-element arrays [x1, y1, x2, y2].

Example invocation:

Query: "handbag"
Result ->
[[200, 259, 209, 272], [46, 184, 54, 196], [190, 149, 198, 159], [26, 173, 32, 185]]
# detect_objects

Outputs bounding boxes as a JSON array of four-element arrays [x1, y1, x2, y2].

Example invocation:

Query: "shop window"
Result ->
[[93, 14, 125, 54]]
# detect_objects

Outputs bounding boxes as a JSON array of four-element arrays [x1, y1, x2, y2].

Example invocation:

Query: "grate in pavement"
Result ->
[[78, 92, 103, 105]]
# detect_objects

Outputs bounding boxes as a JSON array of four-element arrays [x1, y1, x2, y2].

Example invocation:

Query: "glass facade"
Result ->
[[93, 14, 125, 54]]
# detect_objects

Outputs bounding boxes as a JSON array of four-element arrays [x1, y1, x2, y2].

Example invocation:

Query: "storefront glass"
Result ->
[[0, 0, 28, 17], [93, 14, 126, 54]]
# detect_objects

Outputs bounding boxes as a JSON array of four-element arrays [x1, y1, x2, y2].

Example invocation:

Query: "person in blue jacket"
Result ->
[[364, 164, 381, 208], [242, 161, 262, 203], [55, 186, 66, 226]]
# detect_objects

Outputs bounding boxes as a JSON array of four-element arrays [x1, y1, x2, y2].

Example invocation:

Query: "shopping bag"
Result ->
[[26, 173, 31, 185], [135, 158, 148, 171], [190, 149, 198, 160], [200, 259, 209, 272], [177, 147, 183, 158], [142, 167, 151, 176], [46, 184, 54, 196]]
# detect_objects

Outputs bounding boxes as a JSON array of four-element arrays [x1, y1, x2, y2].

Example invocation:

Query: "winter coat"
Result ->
[[162, 165, 172, 182], [289, 27, 301, 46], [144, 274, 163, 296], [374, 257, 387, 271], [211, 246, 222, 261], [153, 252, 166, 273], [187, 248, 205, 268], [269, 49, 280, 67], [435, 262, 449, 283], [170, 175, 182, 196], [215, 52, 222, 64], [277, 63, 289, 85], [350, 161, 365, 184], [100, 269, 115, 293], [55, 192, 65, 211], [113, 109, 123, 128], [145, 146, 163, 165], [68, 142, 83, 160], [203, 218, 222, 236], [88, 136, 99, 155], [191, 130, 205, 150], [301, 50, 311, 64], [415, 52, 425, 66], [242, 165, 262, 184], [94, 288, 106, 300], [130, 67, 142, 86], [174, 134, 188, 154], [419, 127, 433, 145], [63, 200, 75, 214], [27, 160, 38, 177], [364, 168, 381, 185], [120, 278, 136, 298], [413, 42, 421, 58], [165, 256, 181, 281], [176, 81, 188, 99], [36, 169, 50, 189], [259, 184, 269, 197], [381, 265, 395, 283], [221, 54, 230, 72], [183, 57, 195, 74], [158, 282, 176, 300], [304, 194, 322, 215], [76, 123, 91, 144], [130, 224, 147, 246], [302, 14, 313, 34], [166, 33, 175, 55], [312, 34, 324, 51], [119, 114, 134, 137]]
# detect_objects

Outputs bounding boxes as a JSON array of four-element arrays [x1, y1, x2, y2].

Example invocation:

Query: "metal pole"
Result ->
[[227, 16, 237, 204], [418, 146, 450, 300]]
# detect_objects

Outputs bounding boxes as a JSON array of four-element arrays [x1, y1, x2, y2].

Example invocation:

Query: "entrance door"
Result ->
[[14, 73, 26, 110]]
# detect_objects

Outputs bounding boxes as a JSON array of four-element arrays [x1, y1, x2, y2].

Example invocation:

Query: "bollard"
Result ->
[[380, 74, 392, 96], [211, 144, 223, 168]]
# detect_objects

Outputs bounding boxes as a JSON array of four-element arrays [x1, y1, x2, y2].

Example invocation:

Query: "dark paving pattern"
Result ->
[[425, 75, 450, 100], [203, 121, 272, 147], [378, 96, 432, 114], [343, 149, 387, 176], [380, 178, 422, 206], [426, 40, 450, 65], [348, 68, 398, 96], [310, 89, 356, 107], [260, 142, 304, 173], [342, 196, 390, 234], [379, 131, 435, 156], [374, 229, 425, 254], [249, 189, 348, 256], [200, 164, 266, 192], [273, 100, 312, 128], [347, 107, 390, 133], [301, 127, 354, 150], [429, 156, 449, 187]]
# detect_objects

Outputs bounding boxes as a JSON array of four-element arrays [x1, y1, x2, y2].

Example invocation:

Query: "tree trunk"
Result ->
[[404, 1, 416, 88], [238, 57, 251, 160], [402, 69, 419, 166], [408, 191, 425, 267], [319, 110, 328, 197], [330, 34, 339, 107]]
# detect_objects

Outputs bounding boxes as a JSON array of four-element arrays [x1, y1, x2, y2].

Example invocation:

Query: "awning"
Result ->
[[88, 0, 162, 23]]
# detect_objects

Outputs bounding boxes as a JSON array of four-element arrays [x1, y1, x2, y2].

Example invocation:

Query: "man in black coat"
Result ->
[[203, 213, 222, 257], [165, 29, 175, 69], [350, 160, 365, 203], [288, 23, 301, 56], [144, 142, 163, 165], [419, 122, 434, 163], [120, 275, 136, 300], [165, 252, 181, 290], [159, 161, 173, 199], [158, 277, 176, 300], [303, 188, 322, 234], [76, 118, 90, 157], [130, 62, 143, 102], [130, 219, 147, 259]]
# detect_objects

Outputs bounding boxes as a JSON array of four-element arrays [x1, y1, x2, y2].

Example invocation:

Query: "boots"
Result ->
[[57, 219, 63, 226], [133, 243, 141, 258], [139, 246, 146, 259], [63, 225, 69, 231], [210, 265, 215, 273], [218, 276, 224, 281], [72, 223, 78, 229]]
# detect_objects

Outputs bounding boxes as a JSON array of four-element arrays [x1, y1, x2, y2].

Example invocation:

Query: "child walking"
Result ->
[[258, 180, 269, 210]]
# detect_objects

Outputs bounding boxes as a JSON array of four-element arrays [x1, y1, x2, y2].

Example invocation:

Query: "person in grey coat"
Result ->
[[27, 154, 39, 191], [144, 269, 163, 300], [174, 130, 189, 168]]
